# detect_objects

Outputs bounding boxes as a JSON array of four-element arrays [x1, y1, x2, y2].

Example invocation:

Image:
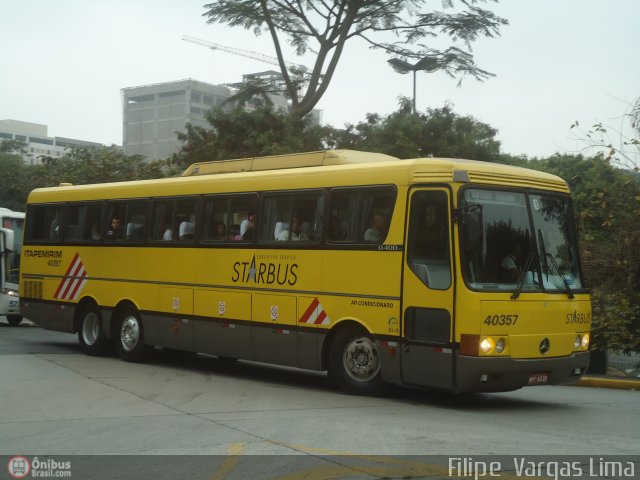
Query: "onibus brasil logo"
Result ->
[[7, 456, 72, 478]]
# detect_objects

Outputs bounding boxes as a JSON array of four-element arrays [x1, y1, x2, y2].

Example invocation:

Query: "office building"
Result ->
[[0, 119, 103, 165], [122, 76, 321, 162]]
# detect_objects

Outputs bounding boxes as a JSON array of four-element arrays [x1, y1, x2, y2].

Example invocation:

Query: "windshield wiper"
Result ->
[[511, 252, 536, 300], [545, 253, 574, 299]]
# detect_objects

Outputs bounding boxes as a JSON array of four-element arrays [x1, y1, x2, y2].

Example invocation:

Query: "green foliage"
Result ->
[[202, 1, 508, 117], [170, 105, 331, 170], [332, 99, 501, 161], [0, 145, 168, 211], [33, 146, 166, 188], [0, 147, 31, 211]]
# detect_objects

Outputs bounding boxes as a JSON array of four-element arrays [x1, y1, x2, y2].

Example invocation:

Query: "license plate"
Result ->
[[528, 372, 549, 385]]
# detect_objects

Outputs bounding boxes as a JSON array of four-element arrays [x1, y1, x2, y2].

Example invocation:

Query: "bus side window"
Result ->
[[126, 201, 149, 241], [327, 187, 395, 244], [25, 204, 64, 243], [151, 200, 174, 241], [261, 192, 322, 243], [407, 191, 451, 290], [177, 198, 197, 241]]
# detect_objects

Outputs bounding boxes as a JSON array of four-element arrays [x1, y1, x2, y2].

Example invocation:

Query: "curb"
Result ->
[[575, 375, 640, 390]]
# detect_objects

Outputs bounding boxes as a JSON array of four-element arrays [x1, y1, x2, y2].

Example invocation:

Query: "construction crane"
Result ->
[[182, 35, 308, 73]]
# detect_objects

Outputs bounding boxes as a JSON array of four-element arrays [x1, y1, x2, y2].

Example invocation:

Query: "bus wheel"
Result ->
[[328, 327, 386, 396], [6, 315, 22, 326], [78, 303, 111, 356], [116, 308, 152, 363]]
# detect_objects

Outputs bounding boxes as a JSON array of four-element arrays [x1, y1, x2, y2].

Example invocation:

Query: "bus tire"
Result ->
[[6, 315, 22, 326], [78, 303, 112, 356], [115, 308, 152, 363], [328, 326, 387, 396]]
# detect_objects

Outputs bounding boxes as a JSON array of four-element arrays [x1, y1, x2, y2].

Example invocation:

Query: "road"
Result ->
[[1, 319, 638, 479]]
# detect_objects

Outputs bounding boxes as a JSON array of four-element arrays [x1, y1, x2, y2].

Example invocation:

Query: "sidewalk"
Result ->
[[575, 375, 640, 390]]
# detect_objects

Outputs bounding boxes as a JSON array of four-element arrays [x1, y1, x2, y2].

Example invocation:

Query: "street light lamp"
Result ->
[[387, 56, 439, 114]]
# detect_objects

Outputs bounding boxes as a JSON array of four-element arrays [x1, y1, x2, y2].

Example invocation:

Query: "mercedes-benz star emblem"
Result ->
[[539, 337, 551, 354]]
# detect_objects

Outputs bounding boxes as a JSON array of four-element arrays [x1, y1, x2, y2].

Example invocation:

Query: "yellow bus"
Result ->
[[20, 150, 591, 394]]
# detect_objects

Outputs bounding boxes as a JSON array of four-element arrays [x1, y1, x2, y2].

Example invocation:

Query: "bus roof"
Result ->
[[181, 150, 398, 176], [0, 208, 25, 218], [26, 150, 569, 203]]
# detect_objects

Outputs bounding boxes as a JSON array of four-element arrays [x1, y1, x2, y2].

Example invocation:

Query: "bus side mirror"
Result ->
[[0, 227, 15, 252]]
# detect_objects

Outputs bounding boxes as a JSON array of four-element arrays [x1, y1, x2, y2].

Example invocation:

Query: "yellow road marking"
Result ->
[[210, 442, 245, 480]]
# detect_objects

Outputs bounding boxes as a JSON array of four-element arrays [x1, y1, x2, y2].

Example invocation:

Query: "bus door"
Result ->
[[401, 188, 454, 389]]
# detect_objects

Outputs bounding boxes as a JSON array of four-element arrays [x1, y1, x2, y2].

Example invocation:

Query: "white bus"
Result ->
[[1, 208, 25, 326]]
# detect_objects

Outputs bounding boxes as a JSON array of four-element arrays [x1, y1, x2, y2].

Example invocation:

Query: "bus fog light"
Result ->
[[581, 333, 590, 349], [480, 337, 494, 354], [495, 338, 505, 353], [574, 335, 581, 350]]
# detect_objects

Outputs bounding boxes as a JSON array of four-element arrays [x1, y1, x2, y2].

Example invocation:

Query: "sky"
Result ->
[[1, 0, 638, 158]]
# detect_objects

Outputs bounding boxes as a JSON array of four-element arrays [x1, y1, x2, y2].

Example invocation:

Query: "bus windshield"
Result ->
[[460, 188, 583, 293]]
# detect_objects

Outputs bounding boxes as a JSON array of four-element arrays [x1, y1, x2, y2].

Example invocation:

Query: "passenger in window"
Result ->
[[106, 216, 124, 240], [364, 213, 387, 242], [240, 214, 256, 240], [418, 205, 447, 257], [161, 216, 173, 240], [90, 222, 101, 241], [329, 215, 346, 241], [178, 214, 196, 240], [277, 215, 309, 241], [213, 221, 227, 241], [49, 215, 61, 240], [500, 243, 523, 281]]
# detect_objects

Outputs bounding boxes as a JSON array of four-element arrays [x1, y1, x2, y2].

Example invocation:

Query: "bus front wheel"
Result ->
[[78, 303, 112, 356], [115, 308, 152, 363], [328, 326, 387, 396], [6, 315, 22, 326]]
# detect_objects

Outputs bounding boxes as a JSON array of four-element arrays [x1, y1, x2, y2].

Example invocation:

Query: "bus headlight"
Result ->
[[574, 335, 582, 350], [581, 333, 590, 350], [480, 337, 495, 354], [2, 288, 19, 297], [495, 338, 506, 353]]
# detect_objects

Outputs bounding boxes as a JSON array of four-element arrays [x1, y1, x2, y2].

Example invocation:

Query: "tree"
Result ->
[[33, 146, 166, 188], [202, 0, 508, 117], [0, 146, 168, 211], [170, 105, 331, 170], [570, 96, 640, 171], [332, 99, 501, 160], [0, 142, 30, 211]]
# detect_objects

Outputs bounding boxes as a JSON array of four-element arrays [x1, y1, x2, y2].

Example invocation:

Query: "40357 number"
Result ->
[[484, 314, 519, 326]]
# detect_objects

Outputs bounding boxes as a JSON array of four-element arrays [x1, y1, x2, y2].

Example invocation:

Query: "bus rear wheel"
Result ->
[[6, 315, 22, 326], [328, 326, 386, 396], [115, 308, 152, 363], [78, 303, 112, 356]]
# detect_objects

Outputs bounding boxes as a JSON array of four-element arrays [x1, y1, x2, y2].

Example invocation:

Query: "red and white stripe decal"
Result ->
[[299, 298, 331, 326], [53, 253, 88, 301]]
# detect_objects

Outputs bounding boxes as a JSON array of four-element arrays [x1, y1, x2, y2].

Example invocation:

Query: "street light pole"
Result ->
[[412, 69, 417, 114], [387, 56, 439, 114]]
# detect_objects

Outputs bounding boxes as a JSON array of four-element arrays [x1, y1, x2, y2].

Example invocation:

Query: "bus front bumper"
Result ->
[[455, 351, 590, 393]]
